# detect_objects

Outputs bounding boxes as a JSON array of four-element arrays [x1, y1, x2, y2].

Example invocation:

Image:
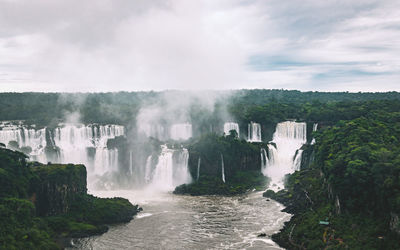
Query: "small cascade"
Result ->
[[129, 150, 133, 175], [293, 149, 303, 171], [313, 123, 318, 132], [172, 148, 192, 186], [170, 123, 192, 141], [260, 148, 268, 173], [224, 122, 239, 137], [247, 122, 262, 142], [197, 157, 201, 181], [264, 121, 307, 191], [221, 154, 226, 183], [311, 123, 318, 145], [267, 144, 277, 165], [144, 155, 153, 183], [150, 145, 192, 191]]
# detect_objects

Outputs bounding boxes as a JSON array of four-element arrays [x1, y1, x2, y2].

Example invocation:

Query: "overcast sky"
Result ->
[[0, 0, 399, 92]]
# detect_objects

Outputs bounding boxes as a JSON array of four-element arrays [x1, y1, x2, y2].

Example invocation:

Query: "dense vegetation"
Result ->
[[265, 109, 400, 249], [173, 131, 269, 195], [1, 90, 400, 129], [0, 147, 139, 249], [174, 170, 267, 195]]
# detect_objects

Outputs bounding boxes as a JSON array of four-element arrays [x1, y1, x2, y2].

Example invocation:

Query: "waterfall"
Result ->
[[264, 121, 307, 191], [144, 155, 153, 183], [197, 157, 201, 181], [313, 123, 318, 132], [170, 123, 192, 141], [0, 123, 125, 177], [54, 124, 124, 175], [260, 148, 268, 173], [0, 126, 47, 162], [224, 122, 239, 137], [151, 146, 174, 191], [172, 148, 192, 186], [293, 149, 303, 171], [311, 123, 318, 145], [150, 145, 192, 191], [221, 154, 226, 183], [247, 122, 261, 142], [129, 150, 133, 175]]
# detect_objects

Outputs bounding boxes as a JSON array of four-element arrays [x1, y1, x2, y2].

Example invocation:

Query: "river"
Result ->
[[69, 189, 291, 250]]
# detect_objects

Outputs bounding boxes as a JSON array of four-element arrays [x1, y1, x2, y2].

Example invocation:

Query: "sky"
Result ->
[[0, 0, 399, 92]]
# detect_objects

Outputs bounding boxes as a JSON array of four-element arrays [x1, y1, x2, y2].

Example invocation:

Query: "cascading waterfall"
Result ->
[[170, 123, 192, 141], [0, 126, 47, 162], [129, 151, 133, 175], [247, 122, 261, 142], [260, 148, 268, 173], [221, 154, 226, 183], [151, 145, 174, 191], [261, 146, 278, 175], [224, 122, 239, 137], [0, 123, 124, 177], [293, 149, 303, 171], [172, 148, 192, 186], [311, 123, 318, 145], [264, 121, 307, 191], [197, 157, 201, 181], [144, 155, 153, 184], [150, 145, 192, 191], [54, 124, 124, 175]]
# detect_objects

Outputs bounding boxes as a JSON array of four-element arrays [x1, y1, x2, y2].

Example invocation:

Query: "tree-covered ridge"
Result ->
[[0, 147, 139, 249], [266, 110, 400, 249], [1, 90, 400, 128], [316, 115, 400, 215]]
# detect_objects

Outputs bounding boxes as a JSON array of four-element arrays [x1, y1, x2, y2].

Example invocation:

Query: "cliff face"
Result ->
[[31, 164, 87, 216]]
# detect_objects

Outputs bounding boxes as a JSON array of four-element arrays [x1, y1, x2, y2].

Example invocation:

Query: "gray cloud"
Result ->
[[0, 0, 399, 92]]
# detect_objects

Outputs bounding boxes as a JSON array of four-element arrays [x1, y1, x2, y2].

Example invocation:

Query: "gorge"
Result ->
[[1, 90, 400, 249]]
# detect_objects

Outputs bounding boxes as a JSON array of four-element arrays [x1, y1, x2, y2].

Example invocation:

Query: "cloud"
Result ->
[[0, 0, 399, 92]]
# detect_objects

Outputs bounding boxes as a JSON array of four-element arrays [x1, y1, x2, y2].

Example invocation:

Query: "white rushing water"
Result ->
[[221, 154, 226, 183], [144, 155, 153, 184], [224, 122, 239, 137], [0, 123, 124, 176], [263, 121, 307, 191], [311, 123, 318, 145], [70, 190, 291, 250], [248, 122, 262, 142], [54, 124, 124, 175], [150, 145, 192, 191], [196, 157, 201, 181], [0, 125, 47, 162]]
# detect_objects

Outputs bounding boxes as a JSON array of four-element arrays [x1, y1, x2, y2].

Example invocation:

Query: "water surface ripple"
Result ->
[[70, 190, 291, 250]]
